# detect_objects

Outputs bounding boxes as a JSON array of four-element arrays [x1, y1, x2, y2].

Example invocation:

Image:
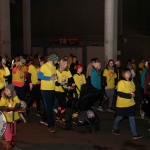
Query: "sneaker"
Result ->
[[112, 129, 120, 135], [140, 110, 145, 119], [37, 111, 42, 117], [97, 106, 105, 112], [108, 107, 114, 112], [40, 120, 48, 126], [133, 134, 144, 140], [53, 109, 58, 113], [49, 127, 56, 133]]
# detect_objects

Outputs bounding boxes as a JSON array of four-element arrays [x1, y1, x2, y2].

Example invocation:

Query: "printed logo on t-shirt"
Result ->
[[108, 70, 115, 81], [61, 75, 66, 84], [79, 79, 84, 87]]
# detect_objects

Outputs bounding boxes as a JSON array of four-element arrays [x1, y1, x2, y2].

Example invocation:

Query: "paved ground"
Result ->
[[0, 77, 150, 150]]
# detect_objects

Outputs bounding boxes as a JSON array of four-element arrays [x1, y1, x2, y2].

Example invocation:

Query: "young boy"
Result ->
[[73, 64, 86, 98], [0, 84, 21, 150]]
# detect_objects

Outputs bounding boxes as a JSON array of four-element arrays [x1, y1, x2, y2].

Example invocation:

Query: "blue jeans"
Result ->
[[113, 116, 137, 136], [41, 90, 55, 127]]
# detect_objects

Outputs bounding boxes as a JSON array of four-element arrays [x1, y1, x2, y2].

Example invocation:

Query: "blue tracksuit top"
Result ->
[[91, 68, 101, 90]]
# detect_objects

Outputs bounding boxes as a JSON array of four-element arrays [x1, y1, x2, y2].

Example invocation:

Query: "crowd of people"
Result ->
[[0, 52, 149, 149]]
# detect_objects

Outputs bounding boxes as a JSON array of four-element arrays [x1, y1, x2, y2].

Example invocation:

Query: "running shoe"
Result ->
[[133, 135, 144, 140]]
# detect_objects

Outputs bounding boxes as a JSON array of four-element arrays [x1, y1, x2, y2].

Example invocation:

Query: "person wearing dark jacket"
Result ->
[[70, 56, 79, 76]]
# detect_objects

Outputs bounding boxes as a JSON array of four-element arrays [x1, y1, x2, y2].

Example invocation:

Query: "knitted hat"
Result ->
[[93, 62, 100, 68], [20, 58, 26, 64], [49, 54, 58, 61], [5, 84, 15, 93], [76, 64, 83, 71]]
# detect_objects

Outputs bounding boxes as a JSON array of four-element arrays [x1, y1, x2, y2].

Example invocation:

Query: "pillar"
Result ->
[[104, 0, 118, 64], [23, 0, 31, 55], [0, 0, 11, 58]]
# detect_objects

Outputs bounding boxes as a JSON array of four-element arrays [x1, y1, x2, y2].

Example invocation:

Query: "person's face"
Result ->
[[145, 62, 148, 68], [4, 88, 11, 97], [53, 60, 58, 65], [73, 57, 77, 62], [64, 57, 68, 60], [116, 62, 121, 67], [63, 62, 68, 69], [77, 67, 83, 74], [142, 59, 145, 63], [97, 63, 101, 70], [124, 71, 131, 79], [109, 61, 114, 67], [15, 57, 19, 62]]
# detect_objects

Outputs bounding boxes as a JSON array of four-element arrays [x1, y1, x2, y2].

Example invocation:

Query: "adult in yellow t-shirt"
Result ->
[[55, 59, 75, 123], [38, 54, 58, 133], [26, 56, 42, 116], [103, 59, 117, 111], [112, 68, 143, 140]]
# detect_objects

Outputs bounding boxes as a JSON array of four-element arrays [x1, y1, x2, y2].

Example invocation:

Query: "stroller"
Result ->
[[64, 82, 101, 133]]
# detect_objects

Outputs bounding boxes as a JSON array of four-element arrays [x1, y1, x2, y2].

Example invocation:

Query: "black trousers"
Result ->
[[27, 84, 41, 111], [55, 92, 66, 110]]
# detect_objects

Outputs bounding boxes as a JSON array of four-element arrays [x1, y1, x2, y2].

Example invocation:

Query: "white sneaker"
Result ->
[[53, 109, 58, 113], [97, 106, 105, 112], [140, 110, 145, 119]]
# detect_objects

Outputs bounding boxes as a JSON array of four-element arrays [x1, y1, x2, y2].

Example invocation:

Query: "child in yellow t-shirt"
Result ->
[[73, 64, 86, 98], [0, 84, 21, 149]]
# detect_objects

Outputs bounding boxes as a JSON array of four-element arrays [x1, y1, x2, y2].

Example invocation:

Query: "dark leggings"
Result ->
[[140, 86, 145, 101], [14, 86, 25, 101], [27, 84, 41, 111], [55, 92, 66, 111]]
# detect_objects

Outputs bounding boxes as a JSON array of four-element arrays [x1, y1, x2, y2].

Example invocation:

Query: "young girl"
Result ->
[[26, 56, 42, 116], [91, 62, 106, 111], [0, 84, 21, 150], [55, 59, 74, 123], [12, 62, 25, 101], [73, 64, 86, 98], [103, 59, 117, 111], [0, 57, 10, 94], [112, 68, 143, 139]]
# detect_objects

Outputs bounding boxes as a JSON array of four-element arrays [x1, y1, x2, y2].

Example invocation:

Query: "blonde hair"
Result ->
[[59, 59, 68, 72]]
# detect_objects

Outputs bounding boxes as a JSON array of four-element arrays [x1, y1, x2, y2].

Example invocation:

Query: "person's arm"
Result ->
[[3, 67, 10, 76], [131, 69, 136, 78], [38, 71, 50, 80], [12, 67, 18, 74], [117, 91, 132, 99]]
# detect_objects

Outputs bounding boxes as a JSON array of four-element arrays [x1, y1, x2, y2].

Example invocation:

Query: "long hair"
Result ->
[[106, 59, 114, 69], [31, 55, 40, 68], [121, 68, 132, 81], [58, 59, 68, 72]]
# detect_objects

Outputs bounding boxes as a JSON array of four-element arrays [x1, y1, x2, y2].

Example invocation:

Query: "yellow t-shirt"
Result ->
[[0, 67, 10, 89], [73, 74, 86, 94], [28, 65, 40, 84], [55, 70, 72, 92], [0, 96, 20, 123], [139, 62, 145, 74], [103, 69, 117, 89], [116, 80, 135, 108], [40, 62, 56, 90], [12, 68, 25, 83]]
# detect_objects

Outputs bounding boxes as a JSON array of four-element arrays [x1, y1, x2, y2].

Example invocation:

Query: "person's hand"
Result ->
[[131, 93, 135, 98], [72, 83, 75, 86], [29, 83, 33, 91], [50, 76, 55, 81], [36, 81, 41, 84]]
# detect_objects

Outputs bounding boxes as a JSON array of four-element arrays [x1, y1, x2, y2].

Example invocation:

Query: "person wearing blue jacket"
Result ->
[[91, 62, 106, 111]]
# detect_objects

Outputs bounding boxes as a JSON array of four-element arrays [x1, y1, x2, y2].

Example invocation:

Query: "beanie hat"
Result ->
[[20, 58, 26, 64], [49, 54, 58, 61], [93, 62, 100, 68], [5, 84, 15, 93], [76, 64, 83, 71]]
